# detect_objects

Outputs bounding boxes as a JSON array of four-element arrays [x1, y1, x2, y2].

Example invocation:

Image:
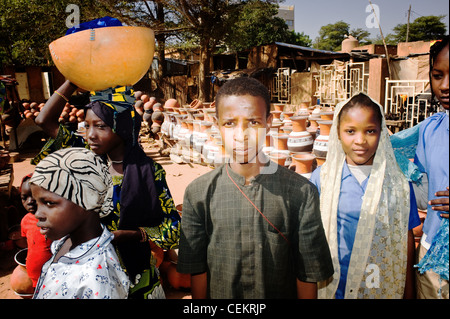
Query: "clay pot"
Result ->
[[320, 109, 334, 121], [316, 156, 326, 166], [291, 153, 315, 178], [287, 116, 313, 153], [0, 150, 10, 169], [271, 111, 282, 125], [165, 98, 180, 110], [282, 111, 294, 126], [269, 151, 289, 167], [313, 120, 332, 158], [271, 133, 289, 152], [190, 99, 203, 109], [149, 241, 164, 268], [165, 262, 191, 290], [273, 104, 285, 112], [10, 249, 34, 298], [151, 110, 164, 124]]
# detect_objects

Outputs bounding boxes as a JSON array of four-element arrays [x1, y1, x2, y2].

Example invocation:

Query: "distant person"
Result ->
[[177, 77, 333, 299], [19, 173, 52, 290]]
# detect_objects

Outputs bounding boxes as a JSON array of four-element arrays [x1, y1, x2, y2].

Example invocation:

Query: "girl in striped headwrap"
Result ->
[[30, 147, 130, 299]]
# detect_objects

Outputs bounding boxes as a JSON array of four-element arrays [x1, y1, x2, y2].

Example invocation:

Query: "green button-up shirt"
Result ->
[[177, 162, 333, 299]]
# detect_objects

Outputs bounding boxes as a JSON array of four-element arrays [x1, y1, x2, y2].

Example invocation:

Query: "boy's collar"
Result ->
[[225, 153, 273, 186]]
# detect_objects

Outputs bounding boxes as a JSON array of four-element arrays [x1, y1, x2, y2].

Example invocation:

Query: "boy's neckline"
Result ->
[[226, 154, 272, 186]]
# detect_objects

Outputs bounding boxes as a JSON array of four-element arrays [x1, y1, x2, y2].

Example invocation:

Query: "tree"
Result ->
[[225, 0, 311, 52], [313, 21, 372, 51], [0, 0, 111, 67], [313, 21, 350, 51], [389, 15, 447, 43]]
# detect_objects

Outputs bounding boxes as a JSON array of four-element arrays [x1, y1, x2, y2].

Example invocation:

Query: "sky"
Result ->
[[280, 0, 450, 40]]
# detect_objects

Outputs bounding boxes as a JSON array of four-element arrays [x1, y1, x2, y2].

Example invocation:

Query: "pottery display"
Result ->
[[287, 116, 313, 153], [291, 153, 315, 179], [313, 120, 333, 158], [269, 151, 289, 167], [270, 133, 290, 155], [49, 26, 155, 91], [271, 111, 282, 125], [282, 111, 294, 126], [273, 104, 285, 112]]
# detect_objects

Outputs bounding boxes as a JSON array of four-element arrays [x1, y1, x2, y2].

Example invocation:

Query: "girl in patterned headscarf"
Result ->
[[310, 92, 421, 299], [30, 147, 130, 299]]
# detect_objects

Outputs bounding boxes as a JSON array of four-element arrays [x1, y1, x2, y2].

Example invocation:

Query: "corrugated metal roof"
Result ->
[[274, 42, 347, 55]]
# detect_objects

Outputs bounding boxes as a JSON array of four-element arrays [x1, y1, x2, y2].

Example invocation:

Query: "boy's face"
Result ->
[[216, 94, 272, 164], [31, 184, 91, 241], [431, 44, 449, 109]]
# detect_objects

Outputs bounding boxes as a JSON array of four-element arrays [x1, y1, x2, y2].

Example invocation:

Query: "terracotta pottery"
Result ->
[[164, 98, 180, 110], [313, 120, 333, 158], [166, 262, 191, 290], [287, 116, 313, 153], [190, 99, 203, 109], [271, 133, 289, 153], [49, 26, 155, 91], [271, 111, 282, 125], [184, 120, 194, 148], [263, 132, 274, 155], [320, 108, 334, 121], [273, 104, 285, 112], [0, 150, 10, 169], [291, 153, 315, 178], [282, 111, 294, 126], [315, 156, 326, 166], [10, 248, 34, 298], [269, 151, 289, 167]]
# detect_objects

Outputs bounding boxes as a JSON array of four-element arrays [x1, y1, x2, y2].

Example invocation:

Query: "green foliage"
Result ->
[[313, 21, 350, 51], [224, 1, 311, 52], [0, 0, 112, 67], [389, 15, 447, 43]]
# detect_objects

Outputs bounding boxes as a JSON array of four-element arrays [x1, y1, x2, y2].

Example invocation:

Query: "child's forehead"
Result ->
[[217, 94, 267, 117]]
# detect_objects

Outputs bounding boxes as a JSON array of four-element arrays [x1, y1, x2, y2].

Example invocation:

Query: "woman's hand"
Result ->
[[111, 229, 141, 244], [429, 186, 449, 219]]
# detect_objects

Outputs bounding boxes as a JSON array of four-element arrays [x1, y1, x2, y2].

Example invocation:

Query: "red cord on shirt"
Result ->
[[225, 164, 291, 245]]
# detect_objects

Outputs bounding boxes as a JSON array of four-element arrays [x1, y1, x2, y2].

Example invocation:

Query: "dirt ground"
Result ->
[[0, 137, 211, 299]]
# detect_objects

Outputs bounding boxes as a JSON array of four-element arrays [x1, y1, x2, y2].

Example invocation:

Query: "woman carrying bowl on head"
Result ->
[[32, 18, 180, 299]]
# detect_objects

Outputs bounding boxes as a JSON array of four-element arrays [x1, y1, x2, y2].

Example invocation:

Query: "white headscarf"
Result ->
[[30, 147, 113, 217], [317, 93, 411, 299]]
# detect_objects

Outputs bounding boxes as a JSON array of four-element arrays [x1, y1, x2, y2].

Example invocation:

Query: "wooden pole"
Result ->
[[368, 0, 392, 79]]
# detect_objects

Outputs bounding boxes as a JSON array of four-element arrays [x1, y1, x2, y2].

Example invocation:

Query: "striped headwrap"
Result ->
[[30, 147, 113, 217]]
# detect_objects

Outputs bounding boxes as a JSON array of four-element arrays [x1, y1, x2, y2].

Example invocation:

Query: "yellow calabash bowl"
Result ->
[[49, 26, 155, 91]]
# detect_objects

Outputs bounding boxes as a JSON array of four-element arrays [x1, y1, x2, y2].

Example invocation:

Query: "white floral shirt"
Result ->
[[33, 226, 130, 299]]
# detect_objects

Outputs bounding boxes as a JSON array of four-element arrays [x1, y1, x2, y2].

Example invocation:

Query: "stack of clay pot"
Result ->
[[159, 99, 224, 167], [313, 107, 334, 167], [264, 103, 335, 179]]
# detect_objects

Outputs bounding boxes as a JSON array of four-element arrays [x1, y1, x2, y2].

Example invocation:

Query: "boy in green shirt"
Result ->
[[177, 77, 333, 298]]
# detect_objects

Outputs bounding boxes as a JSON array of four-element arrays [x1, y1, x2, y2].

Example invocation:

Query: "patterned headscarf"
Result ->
[[317, 92, 411, 299], [30, 147, 113, 216]]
